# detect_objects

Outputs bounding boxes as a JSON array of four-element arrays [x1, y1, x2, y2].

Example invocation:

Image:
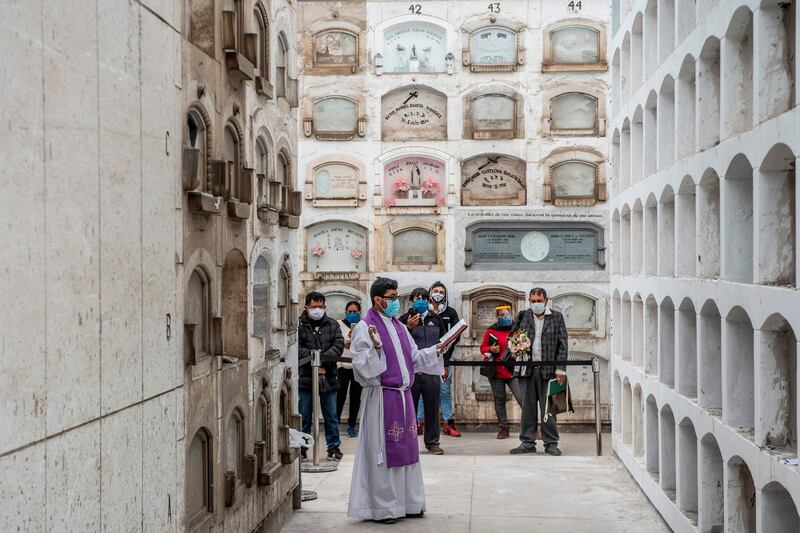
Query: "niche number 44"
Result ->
[[568, 1, 582, 10]]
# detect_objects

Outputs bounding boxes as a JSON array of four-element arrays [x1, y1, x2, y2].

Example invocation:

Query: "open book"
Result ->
[[439, 319, 467, 350]]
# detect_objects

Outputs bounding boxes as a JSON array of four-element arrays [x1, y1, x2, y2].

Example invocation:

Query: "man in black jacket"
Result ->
[[508, 287, 568, 456], [298, 291, 345, 461], [401, 287, 446, 454], [429, 281, 462, 437]]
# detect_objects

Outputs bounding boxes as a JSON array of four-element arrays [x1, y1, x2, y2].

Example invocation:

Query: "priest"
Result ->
[[347, 277, 445, 523]]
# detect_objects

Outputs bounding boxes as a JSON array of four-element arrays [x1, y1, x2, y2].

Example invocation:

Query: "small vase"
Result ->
[[396, 190, 409, 199]]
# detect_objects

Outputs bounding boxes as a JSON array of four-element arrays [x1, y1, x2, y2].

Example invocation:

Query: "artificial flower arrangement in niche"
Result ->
[[507, 330, 532, 378], [311, 247, 326, 259], [391, 176, 412, 197], [350, 248, 364, 260], [421, 176, 441, 197]]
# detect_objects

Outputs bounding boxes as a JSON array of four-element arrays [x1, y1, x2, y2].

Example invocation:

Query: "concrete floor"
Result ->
[[283, 430, 669, 533]]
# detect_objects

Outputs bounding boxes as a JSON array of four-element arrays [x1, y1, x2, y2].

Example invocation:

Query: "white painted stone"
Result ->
[[0, 444, 46, 532], [142, 393, 179, 533], [100, 406, 143, 532]]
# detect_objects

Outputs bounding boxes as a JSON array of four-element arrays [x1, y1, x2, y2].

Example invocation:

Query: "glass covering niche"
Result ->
[[470, 93, 516, 138], [465, 221, 604, 270], [550, 293, 597, 331], [392, 229, 438, 265], [383, 156, 446, 207], [382, 22, 447, 73], [552, 161, 597, 199], [550, 93, 598, 131], [470, 26, 518, 65], [314, 30, 357, 67], [319, 292, 360, 321], [313, 162, 359, 201], [551, 26, 600, 64], [313, 97, 358, 135], [306, 221, 367, 272]]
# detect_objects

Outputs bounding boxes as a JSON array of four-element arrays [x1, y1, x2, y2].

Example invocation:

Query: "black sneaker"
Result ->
[[406, 511, 425, 518], [544, 444, 562, 456], [327, 447, 343, 461], [509, 444, 536, 454]]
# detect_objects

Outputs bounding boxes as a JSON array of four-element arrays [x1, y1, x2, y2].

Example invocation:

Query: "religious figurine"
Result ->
[[410, 163, 421, 199], [408, 44, 420, 73]]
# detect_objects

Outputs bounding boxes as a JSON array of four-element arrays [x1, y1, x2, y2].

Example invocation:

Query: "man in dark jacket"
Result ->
[[429, 281, 462, 437], [401, 287, 446, 454], [298, 291, 345, 461], [508, 287, 568, 456]]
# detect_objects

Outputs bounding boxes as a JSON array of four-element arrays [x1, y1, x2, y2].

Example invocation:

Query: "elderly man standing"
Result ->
[[508, 287, 569, 456], [347, 277, 445, 523]]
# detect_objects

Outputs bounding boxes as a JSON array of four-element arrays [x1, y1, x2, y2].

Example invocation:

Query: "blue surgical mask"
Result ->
[[382, 298, 400, 318], [498, 316, 512, 327], [412, 299, 429, 314], [345, 311, 361, 324], [530, 302, 546, 315]]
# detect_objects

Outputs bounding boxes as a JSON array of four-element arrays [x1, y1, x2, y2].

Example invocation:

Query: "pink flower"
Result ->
[[350, 248, 363, 259], [421, 176, 441, 195], [391, 176, 411, 193], [311, 247, 326, 258], [384, 198, 396, 207]]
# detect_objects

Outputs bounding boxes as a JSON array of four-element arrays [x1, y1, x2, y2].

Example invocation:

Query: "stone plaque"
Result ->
[[382, 86, 447, 141], [552, 161, 597, 198], [383, 22, 447, 73], [314, 30, 357, 66], [314, 162, 358, 200], [307, 222, 367, 272], [384, 156, 446, 207], [461, 154, 526, 206], [551, 293, 597, 330], [470, 26, 517, 64], [551, 93, 597, 130], [552, 26, 600, 64], [466, 224, 601, 270], [471, 94, 516, 136], [393, 229, 437, 265], [313, 97, 357, 133]]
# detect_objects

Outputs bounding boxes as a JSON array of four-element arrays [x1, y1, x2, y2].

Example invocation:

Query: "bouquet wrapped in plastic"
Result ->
[[507, 330, 532, 378]]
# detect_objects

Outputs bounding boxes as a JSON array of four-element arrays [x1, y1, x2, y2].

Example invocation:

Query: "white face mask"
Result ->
[[431, 292, 445, 303], [530, 302, 546, 315], [308, 308, 325, 320]]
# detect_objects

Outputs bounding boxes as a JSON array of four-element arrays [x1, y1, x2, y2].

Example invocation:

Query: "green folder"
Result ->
[[547, 377, 567, 396]]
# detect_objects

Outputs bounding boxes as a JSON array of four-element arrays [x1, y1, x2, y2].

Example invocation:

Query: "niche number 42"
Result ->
[[409, 4, 421, 13], [568, 1, 582, 10]]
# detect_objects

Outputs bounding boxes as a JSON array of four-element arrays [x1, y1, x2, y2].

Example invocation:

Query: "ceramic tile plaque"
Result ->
[[470, 26, 517, 64], [307, 222, 367, 272], [550, 93, 597, 130], [382, 86, 447, 141], [471, 94, 516, 136], [313, 97, 357, 133], [314, 162, 359, 200], [551, 26, 600, 64], [552, 161, 597, 198], [314, 31, 357, 66], [551, 293, 597, 330], [465, 223, 602, 270], [383, 156, 445, 207], [461, 154, 526, 206], [392, 229, 437, 264], [383, 22, 447, 73]]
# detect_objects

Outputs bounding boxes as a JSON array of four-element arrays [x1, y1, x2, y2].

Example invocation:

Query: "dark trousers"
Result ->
[[411, 373, 441, 448], [298, 388, 341, 453], [489, 377, 524, 430], [336, 367, 362, 427], [519, 368, 559, 447]]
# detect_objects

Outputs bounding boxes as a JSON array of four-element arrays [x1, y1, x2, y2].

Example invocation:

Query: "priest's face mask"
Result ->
[[374, 289, 399, 312]]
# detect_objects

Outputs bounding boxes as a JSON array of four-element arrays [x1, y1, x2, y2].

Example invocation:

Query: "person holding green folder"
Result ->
[[508, 287, 569, 456]]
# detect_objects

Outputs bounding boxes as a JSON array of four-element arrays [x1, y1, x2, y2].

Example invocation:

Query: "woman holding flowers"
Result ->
[[479, 305, 524, 439]]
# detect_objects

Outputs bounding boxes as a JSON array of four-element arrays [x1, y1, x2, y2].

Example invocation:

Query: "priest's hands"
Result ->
[[368, 325, 383, 349], [435, 343, 446, 355]]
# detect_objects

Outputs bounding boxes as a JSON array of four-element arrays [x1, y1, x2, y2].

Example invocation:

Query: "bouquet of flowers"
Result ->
[[350, 248, 363, 263], [507, 330, 532, 378], [391, 176, 411, 194], [421, 176, 440, 196], [311, 247, 326, 259]]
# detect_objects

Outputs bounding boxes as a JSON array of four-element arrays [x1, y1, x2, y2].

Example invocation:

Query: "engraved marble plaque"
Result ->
[[551, 26, 600, 64], [313, 97, 357, 133], [552, 161, 597, 198], [307, 222, 367, 272], [550, 93, 597, 130], [383, 156, 445, 207], [461, 154, 526, 206], [467, 224, 600, 269], [551, 293, 597, 330], [314, 162, 358, 199], [471, 94, 516, 135], [382, 86, 447, 141], [470, 26, 517, 64], [383, 22, 447, 73], [393, 229, 437, 265], [314, 31, 357, 66]]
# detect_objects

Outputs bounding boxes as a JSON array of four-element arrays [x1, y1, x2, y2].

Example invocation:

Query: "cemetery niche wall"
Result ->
[[462, 88, 525, 140], [381, 85, 447, 141], [304, 156, 367, 207], [382, 155, 446, 207], [305, 221, 368, 279], [312, 29, 358, 73], [304, 95, 364, 140], [461, 17, 525, 72], [464, 221, 605, 270], [542, 148, 606, 206], [543, 86, 606, 137], [381, 20, 449, 73], [542, 19, 607, 71], [382, 219, 444, 272], [461, 154, 526, 206]]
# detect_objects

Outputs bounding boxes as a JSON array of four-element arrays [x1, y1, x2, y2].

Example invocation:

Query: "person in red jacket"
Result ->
[[480, 305, 524, 439]]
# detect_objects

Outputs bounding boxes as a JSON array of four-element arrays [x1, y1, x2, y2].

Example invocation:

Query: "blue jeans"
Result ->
[[417, 373, 454, 422], [299, 388, 341, 452]]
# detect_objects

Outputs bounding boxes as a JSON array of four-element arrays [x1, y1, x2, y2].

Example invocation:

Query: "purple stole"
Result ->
[[363, 308, 420, 468]]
